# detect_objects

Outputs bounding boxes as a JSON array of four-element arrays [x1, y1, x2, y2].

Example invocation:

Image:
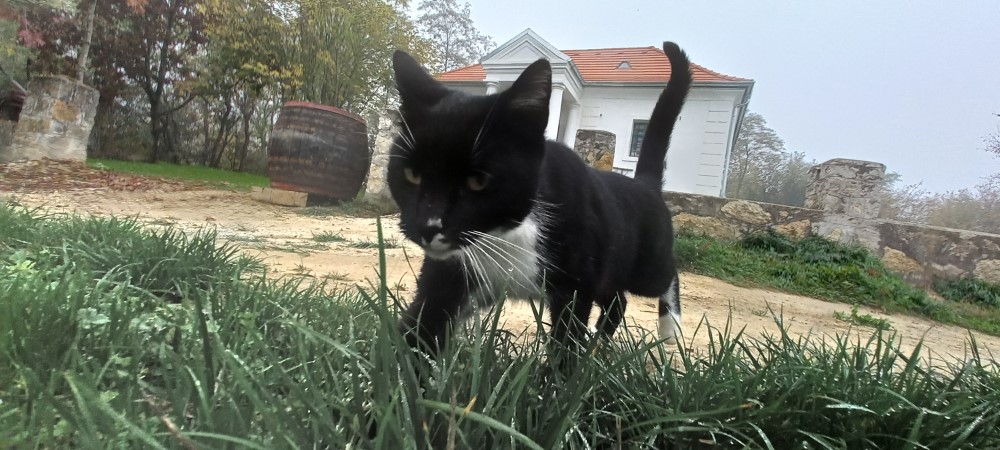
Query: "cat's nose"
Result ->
[[419, 218, 444, 246]]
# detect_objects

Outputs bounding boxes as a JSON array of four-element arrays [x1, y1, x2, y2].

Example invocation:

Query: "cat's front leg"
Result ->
[[397, 258, 470, 356]]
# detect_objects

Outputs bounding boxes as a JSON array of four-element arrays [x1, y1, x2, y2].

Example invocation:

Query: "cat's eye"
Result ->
[[404, 167, 421, 185], [467, 173, 491, 191]]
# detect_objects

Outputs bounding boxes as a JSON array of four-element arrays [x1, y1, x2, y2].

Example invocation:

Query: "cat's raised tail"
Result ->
[[632, 42, 692, 191]]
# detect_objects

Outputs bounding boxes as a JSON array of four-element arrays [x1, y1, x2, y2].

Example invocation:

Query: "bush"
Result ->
[[935, 277, 1000, 308]]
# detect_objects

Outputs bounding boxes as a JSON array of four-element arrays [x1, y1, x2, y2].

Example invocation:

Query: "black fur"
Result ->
[[388, 42, 692, 354]]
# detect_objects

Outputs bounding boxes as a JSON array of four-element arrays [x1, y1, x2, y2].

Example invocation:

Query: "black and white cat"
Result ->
[[387, 42, 692, 354]]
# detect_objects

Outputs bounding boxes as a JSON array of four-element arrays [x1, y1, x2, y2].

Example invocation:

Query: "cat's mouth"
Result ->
[[421, 233, 463, 260]]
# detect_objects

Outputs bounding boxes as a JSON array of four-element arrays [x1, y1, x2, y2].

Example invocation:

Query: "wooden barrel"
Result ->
[[267, 101, 370, 203]]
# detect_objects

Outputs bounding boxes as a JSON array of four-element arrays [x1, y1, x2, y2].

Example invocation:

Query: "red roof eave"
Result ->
[[435, 46, 750, 84]]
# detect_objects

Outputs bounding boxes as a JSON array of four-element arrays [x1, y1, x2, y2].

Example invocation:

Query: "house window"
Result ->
[[617, 61, 632, 70], [629, 120, 648, 158]]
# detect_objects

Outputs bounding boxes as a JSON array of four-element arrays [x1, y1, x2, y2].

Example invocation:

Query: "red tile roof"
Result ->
[[437, 46, 750, 83]]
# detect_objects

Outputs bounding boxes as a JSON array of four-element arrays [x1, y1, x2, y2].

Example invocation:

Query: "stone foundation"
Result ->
[[1, 76, 99, 163]]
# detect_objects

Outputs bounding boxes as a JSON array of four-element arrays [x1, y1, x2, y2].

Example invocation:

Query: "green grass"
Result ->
[[676, 230, 1000, 336], [298, 199, 396, 218], [87, 158, 269, 190], [2, 202, 1000, 448], [348, 237, 401, 249], [935, 277, 1000, 308], [834, 304, 894, 330], [312, 231, 347, 243]]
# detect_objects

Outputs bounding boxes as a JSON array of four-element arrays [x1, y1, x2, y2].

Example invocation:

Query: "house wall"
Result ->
[[577, 85, 742, 196]]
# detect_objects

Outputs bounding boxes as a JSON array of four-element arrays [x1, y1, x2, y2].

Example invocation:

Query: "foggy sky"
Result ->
[[465, 0, 1000, 193]]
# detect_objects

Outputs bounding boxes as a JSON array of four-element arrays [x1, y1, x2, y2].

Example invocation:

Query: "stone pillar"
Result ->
[[363, 110, 400, 211], [485, 81, 499, 95], [545, 84, 564, 141], [805, 158, 886, 249], [562, 102, 582, 148], [0, 120, 15, 156], [2, 76, 99, 163], [804, 158, 886, 219], [573, 129, 615, 171]]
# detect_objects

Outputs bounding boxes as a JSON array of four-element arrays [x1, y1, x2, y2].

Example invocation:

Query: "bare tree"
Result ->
[[416, 0, 494, 74]]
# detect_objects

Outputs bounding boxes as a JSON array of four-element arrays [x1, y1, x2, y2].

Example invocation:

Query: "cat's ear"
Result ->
[[502, 58, 552, 135], [393, 50, 449, 109]]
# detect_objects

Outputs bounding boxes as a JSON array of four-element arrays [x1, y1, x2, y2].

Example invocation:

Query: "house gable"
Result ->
[[481, 28, 571, 65]]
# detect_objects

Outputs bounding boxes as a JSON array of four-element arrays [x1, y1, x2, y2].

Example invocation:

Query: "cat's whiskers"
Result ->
[[461, 240, 496, 301], [467, 232, 535, 279], [395, 134, 415, 154], [469, 230, 551, 271], [465, 235, 533, 292], [397, 114, 418, 151], [463, 238, 530, 299]]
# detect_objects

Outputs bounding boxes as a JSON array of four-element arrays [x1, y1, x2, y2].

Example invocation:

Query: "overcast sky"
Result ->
[[464, 1, 1000, 193]]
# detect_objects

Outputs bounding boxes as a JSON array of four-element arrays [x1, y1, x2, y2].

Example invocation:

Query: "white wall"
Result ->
[[578, 86, 742, 196]]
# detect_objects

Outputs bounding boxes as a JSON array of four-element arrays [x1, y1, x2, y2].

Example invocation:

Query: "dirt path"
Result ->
[[5, 187, 997, 365]]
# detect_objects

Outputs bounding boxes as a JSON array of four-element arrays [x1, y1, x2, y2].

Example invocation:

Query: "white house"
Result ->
[[436, 29, 754, 197]]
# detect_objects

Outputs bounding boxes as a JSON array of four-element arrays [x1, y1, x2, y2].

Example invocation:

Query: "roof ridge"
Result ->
[[562, 45, 660, 52], [436, 45, 752, 83]]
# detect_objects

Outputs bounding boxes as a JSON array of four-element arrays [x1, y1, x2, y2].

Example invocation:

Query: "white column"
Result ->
[[485, 81, 499, 95], [545, 84, 564, 141], [562, 102, 582, 148]]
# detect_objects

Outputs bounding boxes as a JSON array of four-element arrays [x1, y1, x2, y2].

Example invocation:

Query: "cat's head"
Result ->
[[388, 51, 552, 260]]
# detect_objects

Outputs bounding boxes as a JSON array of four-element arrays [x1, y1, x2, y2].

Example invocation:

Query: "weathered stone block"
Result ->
[[250, 186, 308, 207], [2, 76, 98, 163], [574, 129, 615, 170], [673, 213, 739, 240], [974, 259, 1000, 284], [882, 247, 923, 275], [721, 200, 771, 225], [0, 119, 14, 154], [363, 110, 399, 212], [774, 219, 811, 239], [804, 158, 885, 219]]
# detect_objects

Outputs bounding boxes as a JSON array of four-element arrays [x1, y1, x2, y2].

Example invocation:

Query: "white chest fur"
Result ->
[[461, 215, 545, 306]]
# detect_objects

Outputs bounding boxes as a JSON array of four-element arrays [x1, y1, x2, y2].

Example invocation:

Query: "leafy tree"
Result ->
[[101, 0, 206, 162], [772, 151, 813, 206], [195, 0, 299, 168], [294, 0, 430, 113], [17, 0, 204, 162], [727, 112, 786, 199], [416, 0, 494, 74], [725, 111, 814, 206]]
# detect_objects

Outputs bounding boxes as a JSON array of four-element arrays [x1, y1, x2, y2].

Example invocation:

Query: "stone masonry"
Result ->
[[668, 158, 1000, 286], [362, 110, 399, 211], [805, 159, 885, 250], [1, 76, 99, 163], [573, 129, 615, 171]]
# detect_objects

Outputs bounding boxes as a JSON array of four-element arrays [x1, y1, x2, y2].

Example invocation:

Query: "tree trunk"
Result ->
[[148, 97, 162, 163], [76, 0, 98, 83]]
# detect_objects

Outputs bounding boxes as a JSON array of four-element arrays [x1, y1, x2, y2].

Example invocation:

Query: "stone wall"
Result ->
[[573, 129, 615, 171], [362, 110, 399, 211], [1, 76, 99, 163], [666, 158, 1000, 286]]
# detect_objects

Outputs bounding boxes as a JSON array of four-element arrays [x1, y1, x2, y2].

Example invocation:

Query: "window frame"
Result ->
[[629, 120, 649, 158]]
